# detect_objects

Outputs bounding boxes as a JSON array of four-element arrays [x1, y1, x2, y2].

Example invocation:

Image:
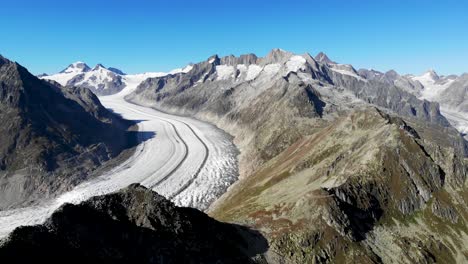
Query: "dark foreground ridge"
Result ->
[[0, 184, 268, 263]]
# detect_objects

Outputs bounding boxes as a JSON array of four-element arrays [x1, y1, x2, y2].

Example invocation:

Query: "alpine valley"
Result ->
[[0, 49, 467, 263]]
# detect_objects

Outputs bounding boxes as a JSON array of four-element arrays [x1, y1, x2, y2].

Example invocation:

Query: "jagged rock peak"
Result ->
[[263, 48, 294, 64], [385, 69, 400, 79], [315, 51, 336, 64], [107, 67, 126, 75], [0, 54, 10, 66], [423, 69, 440, 81], [207, 54, 220, 64], [60, 61, 91, 74], [92, 63, 106, 71], [358, 68, 383, 76], [220, 53, 259, 66]]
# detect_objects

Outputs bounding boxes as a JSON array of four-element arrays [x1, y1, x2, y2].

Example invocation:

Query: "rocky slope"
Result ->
[[126, 49, 459, 176], [125, 49, 468, 262], [0, 55, 135, 209], [359, 68, 468, 138], [0, 184, 268, 263], [210, 107, 468, 263]]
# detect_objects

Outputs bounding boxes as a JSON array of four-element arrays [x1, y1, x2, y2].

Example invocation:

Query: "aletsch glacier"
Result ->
[[0, 69, 239, 238], [1, 49, 467, 239]]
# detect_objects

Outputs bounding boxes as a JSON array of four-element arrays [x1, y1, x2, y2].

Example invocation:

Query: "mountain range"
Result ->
[[123, 49, 468, 263], [43, 50, 468, 139], [41, 61, 193, 95], [0, 49, 467, 263]]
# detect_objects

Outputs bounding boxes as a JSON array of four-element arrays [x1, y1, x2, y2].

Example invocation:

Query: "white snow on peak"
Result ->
[[411, 70, 453, 100], [182, 65, 193, 73], [208, 58, 216, 64], [92, 64, 106, 70], [419, 69, 439, 81], [61, 61, 89, 74], [67, 66, 118, 90], [169, 65, 193, 75], [286, 55, 307, 73], [330, 66, 367, 82]]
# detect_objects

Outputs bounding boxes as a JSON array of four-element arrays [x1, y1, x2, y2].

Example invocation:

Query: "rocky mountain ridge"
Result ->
[[0, 184, 268, 263], [0, 55, 136, 209]]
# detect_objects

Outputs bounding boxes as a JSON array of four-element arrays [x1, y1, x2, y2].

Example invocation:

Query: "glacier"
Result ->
[[0, 81, 239, 239]]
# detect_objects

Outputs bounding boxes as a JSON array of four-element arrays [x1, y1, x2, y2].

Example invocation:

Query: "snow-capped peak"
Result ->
[[92, 64, 107, 71], [422, 69, 440, 81], [169, 64, 194, 75], [60, 61, 91, 74]]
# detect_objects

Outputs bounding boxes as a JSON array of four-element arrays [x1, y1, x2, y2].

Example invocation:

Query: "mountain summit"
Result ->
[[60, 61, 91, 74], [423, 69, 440, 81], [315, 51, 335, 64], [43, 62, 127, 95]]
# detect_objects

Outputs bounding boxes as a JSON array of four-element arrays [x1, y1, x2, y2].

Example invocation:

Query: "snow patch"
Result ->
[[215, 65, 235, 80], [330, 67, 367, 82], [41, 72, 75, 86], [169, 65, 193, 75], [286, 55, 306, 73], [245, 65, 262, 81], [440, 107, 468, 139], [411, 73, 454, 100], [263, 63, 281, 75]]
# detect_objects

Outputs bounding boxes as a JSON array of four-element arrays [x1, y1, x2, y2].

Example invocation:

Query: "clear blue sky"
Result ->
[[1, 0, 467, 75]]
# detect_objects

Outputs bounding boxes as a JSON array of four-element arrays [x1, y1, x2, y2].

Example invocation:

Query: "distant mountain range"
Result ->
[[43, 50, 468, 138], [41, 62, 192, 95]]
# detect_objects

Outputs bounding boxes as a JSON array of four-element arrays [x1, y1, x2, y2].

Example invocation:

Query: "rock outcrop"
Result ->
[[0, 184, 268, 263]]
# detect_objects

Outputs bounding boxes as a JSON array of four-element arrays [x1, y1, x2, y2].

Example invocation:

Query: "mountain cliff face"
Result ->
[[0, 56, 135, 209], [0, 184, 268, 263], [436, 73, 468, 113], [125, 49, 468, 262], [358, 68, 468, 138]]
